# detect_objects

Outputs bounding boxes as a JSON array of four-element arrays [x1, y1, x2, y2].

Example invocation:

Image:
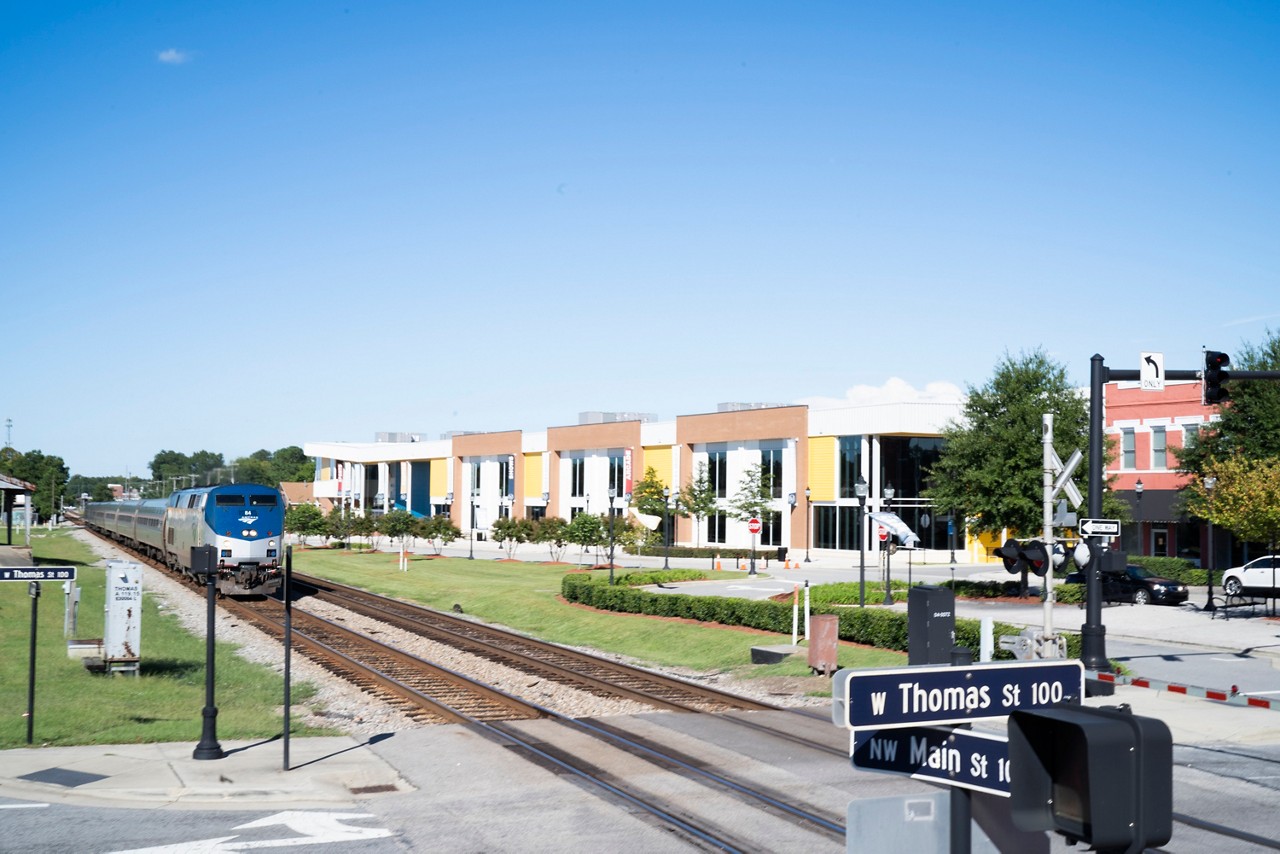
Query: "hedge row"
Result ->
[[561, 573, 1083, 660]]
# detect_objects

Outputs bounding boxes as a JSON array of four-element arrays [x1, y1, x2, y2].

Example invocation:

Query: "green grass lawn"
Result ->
[[293, 549, 906, 679], [0, 529, 329, 749]]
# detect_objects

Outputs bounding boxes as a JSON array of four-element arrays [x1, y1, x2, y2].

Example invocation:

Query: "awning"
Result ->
[[868, 511, 921, 547]]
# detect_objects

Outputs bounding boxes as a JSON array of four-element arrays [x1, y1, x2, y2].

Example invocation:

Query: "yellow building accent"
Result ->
[[523, 453, 543, 498], [318, 460, 331, 481], [429, 459, 447, 496], [645, 446, 673, 487], [808, 437, 836, 501], [975, 530, 1004, 564]]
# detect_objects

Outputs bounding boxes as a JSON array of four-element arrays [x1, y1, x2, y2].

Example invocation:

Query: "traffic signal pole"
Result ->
[[1041, 414, 1056, 656]]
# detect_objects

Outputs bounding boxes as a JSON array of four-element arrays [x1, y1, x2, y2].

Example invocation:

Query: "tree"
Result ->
[[679, 462, 718, 548], [631, 467, 673, 517], [416, 514, 461, 555], [1182, 455, 1280, 554], [565, 512, 604, 565], [285, 504, 327, 546], [924, 349, 1123, 538], [377, 510, 416, 552], [0, 449, 69, 522], [1176, 330, 1280, 475], [728, 463, 773, 523], [533, 516, 570, 562], [326, 505, 353, 547], [492, 517, 535, 558]]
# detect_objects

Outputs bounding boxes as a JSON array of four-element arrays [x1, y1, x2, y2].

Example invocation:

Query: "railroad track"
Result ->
[[288, 572, 780, 715]]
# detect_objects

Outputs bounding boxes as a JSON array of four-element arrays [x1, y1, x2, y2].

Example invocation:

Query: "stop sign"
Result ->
[[878, 525, 888, 542], [748, 517, 762, 535]]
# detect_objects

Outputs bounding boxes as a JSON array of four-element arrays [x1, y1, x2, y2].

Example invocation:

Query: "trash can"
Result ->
[[776, 547, 788, 562], [808, 614, 840, 676]]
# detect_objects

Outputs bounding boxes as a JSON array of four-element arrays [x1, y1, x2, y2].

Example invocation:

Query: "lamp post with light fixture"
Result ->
[[804, 487, 812, 562], [662, 487, 671, 569], [855, 476, 868, 607], [607, 487, 617, 584], [468, 489, 477, 560], [1134, 478, 1144, 556], [882, 483, 895, 606]]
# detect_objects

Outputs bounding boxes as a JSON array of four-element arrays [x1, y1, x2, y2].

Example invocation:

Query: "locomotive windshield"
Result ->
[[249, 494, 279, 506], [215, 495, 246, 506]]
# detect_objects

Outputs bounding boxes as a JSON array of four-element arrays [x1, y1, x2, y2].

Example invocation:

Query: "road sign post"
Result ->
[[747, 517, 760, 576], [832, 660, 1085, 731], [852, 726, 1011, 797], [1079, 518, 1121, 538]]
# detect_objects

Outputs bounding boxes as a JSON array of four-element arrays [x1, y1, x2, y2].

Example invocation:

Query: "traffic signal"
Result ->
[[1203, 350, 1230, 404], [997, 539, 1025, 575], [1010, 704, 1172, 852]]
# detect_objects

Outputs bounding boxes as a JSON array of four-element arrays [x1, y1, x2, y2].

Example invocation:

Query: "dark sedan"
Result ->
[[1064, 564, 1188, 606]]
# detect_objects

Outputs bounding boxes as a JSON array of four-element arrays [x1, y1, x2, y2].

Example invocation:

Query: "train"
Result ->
[[84, 483, 286, 596]]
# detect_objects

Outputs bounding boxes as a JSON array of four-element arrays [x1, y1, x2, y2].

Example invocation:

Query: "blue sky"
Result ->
[[4, 2, 1278, 477]]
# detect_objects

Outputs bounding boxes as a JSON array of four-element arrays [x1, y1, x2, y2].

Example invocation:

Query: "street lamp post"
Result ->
[[607, 487, 617, 584], [787, 492, 797, 566], [948, 511, 956, 565], [468, 489, 477, 560], [882, 483, 895, 606], [1204, 476, 1217, 611], [855, 476, 868, 607], [1134, 478, 1144, 556], [662, 488, 671, 570], [803, 487, 812, 562]]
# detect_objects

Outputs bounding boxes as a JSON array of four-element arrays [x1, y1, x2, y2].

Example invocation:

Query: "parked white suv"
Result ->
[[1221, 555, 1280, 596]]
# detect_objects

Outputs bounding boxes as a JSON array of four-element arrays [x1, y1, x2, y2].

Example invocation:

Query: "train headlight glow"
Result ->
[[250, 529, 258, 537], [268, 539, 276, 547], [242, 529, 250, 536]]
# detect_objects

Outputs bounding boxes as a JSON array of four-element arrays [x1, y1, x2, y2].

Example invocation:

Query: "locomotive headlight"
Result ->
[[242, 529, 250, 536], [268, 539, 276, 547], [250, 529, 258, 537]]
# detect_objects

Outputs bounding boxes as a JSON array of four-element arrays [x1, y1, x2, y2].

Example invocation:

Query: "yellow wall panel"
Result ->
[[645, 446, 673, 487], [808, 437, 836, 501], [429, 459, 447, 496], [524, 453, 543, 498]]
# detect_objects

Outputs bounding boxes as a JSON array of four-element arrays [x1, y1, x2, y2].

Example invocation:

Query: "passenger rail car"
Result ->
[[85, 483, 285, 596]]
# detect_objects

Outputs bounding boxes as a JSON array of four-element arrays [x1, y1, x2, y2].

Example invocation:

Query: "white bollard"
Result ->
[[980, 616, 994, 662]]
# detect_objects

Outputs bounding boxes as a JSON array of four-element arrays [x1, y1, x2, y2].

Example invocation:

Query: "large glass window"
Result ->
[[1151, 427, 1167, 470], [608, 454, 625, 497], [706, 511, 726, 544], [760, 511, 782, 546], [708, 450, 727, 498], [570, 458, 585, 497], [839, 436, 863, 498], [814, 506, 837, 549], [761, 448, 783, 498], [497, 458, 512, 498], [879, 437, 943, 499]]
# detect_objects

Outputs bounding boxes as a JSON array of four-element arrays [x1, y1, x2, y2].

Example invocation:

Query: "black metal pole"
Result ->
[[468, 500, 475, 560], [804, 501, 811, 563], [882, 539, 893, 606], [193, 546, 224, 760], [283, 546, 292, 771], [1204, 519, 1216, 610], [663, 501, 670, 569], [1081, 354, 1110, 673], [749, 531, 757, 576], [858, 502, 866, 608], [27, 581, 39, 745], [949, 512, 956, 565]]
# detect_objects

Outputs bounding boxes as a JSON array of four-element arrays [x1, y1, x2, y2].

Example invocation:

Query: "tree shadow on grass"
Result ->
[[140, 658, 203, 678]]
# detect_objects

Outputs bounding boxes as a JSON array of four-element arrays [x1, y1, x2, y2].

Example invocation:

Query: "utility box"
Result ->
[[104, 560, 143, 676], [808, 614, 840, 676], [908, 585, 955, 665]]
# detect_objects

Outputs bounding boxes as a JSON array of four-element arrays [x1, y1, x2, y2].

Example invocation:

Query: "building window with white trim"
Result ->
[[706, 511, 726, 544], [1121, 429, 1135, 470], [570, 458, 585, 497], [1151, 427, 1167, 470], [761, 448, 783, 499], [708, 450, 727, 498]]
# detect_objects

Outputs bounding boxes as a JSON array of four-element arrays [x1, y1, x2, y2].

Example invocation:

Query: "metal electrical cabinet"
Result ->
[[104, 560, 143, 675]]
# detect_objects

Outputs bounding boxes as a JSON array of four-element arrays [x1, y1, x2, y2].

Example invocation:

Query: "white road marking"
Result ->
[[109, 811, 393, 852]]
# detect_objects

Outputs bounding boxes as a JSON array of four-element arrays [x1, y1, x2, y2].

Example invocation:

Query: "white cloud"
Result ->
[[157, 48, 190, 64], [796, 377, 965, 409]]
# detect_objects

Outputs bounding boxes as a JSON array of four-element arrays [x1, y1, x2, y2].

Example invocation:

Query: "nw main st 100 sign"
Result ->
[[831, 660, 1085, 730]]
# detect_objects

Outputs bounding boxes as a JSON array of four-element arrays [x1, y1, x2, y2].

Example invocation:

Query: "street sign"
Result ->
[[852, 726, 1011, 797], [747, 517, 762, 535], [1141, 352, 1165, 391], [832, 660, 1085, 731], [0, 566, 76, 582], [878, 525, 888, 542], [1079, 518, 1122, 537]]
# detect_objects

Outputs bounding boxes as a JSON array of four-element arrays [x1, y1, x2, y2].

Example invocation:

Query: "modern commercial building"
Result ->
[[304, 398, 972, 562]]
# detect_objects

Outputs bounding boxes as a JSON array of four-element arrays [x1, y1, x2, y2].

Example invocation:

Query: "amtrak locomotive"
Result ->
[[85, 483, 285, 596]]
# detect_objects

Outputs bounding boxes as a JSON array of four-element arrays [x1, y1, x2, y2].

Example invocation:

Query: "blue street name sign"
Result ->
[[0, 566, 76, 582], [832, 659, 1085, 730], [852, 726, 1011, 797]]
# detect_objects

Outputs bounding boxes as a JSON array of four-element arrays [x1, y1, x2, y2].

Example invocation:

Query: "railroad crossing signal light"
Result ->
[[1203, 350, 1231, 404], [997, 539, 1025, 575], [1010, 704, 1172, 852], [1019, 540, 1050, 577]]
